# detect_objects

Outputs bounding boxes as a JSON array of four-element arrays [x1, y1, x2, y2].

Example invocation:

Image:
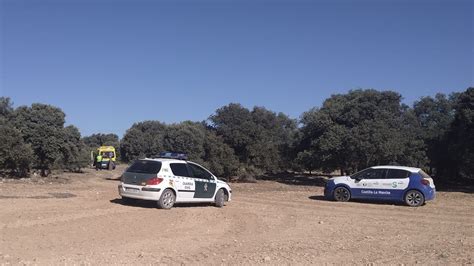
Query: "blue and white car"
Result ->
[[324, 166, 436, 207]]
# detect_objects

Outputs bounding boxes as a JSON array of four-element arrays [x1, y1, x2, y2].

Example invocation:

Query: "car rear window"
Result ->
[[127, 160, 162, 174], [419, 170, 432, 179]]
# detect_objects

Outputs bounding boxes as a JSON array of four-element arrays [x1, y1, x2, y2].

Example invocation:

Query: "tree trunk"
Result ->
[[41, 168, 50, 177]]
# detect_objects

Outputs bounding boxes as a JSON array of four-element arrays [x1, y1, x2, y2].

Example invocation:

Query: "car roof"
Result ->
[[371, 165, 421, 173], [141, 158, 186, 163], [140, 158, 206, 165]]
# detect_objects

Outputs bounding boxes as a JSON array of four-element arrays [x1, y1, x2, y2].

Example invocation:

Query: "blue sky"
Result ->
[[1, 0, 472, 137]]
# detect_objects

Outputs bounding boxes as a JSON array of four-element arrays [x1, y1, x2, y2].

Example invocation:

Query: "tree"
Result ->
[[249, 107, 298, 173], [13, 104, 68, 176], [209, 103, 255, 162], [297, 89, 426, 174], [83, 133, 120, 148], [443, 88, 474, 180], [209, 103, 297, 175], [202, 129, 239, 178], [162, 121, 206, 162], [413, 93, 458, 174], [120, 121, 167, 161], [0, 97, 14, 118], [120, 119, 239, 178], [59, 125, 89, 172], [0, 122, 33, 177]]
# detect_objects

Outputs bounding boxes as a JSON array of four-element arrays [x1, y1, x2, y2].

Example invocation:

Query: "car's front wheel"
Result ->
[[404, 190, 425, 207], [215, 189, 225, 208], [157, 189, 175, 209], [333, 186, 351, 202]]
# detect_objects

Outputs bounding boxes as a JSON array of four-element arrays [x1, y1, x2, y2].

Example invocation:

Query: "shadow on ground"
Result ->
[[308, 195, 407, 206], [105, 177, 121, 181], [259, 173, 330, 187], [435, 181, 474, 194], [0, 192, 76, 200], [110, 198, 217, 209]]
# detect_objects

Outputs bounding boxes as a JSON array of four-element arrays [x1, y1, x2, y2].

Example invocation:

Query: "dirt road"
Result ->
[[0, 166, 473, 265]]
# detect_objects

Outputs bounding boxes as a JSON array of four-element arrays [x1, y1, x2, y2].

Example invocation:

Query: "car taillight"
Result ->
[[421, 179, 430, 186], [146, 177, 163, 186]]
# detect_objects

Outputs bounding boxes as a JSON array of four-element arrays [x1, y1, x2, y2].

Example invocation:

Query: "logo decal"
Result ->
[[392, 182, 397, 188], [204, 183, 208, 192]]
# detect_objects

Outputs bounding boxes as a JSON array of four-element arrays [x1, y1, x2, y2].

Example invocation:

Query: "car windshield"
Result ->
[[127, 160, 162, 174], [350, 168, 370, 179], [100, 151, 114, 158]]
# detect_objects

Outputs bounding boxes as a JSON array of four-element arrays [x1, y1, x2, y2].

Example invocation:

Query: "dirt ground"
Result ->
[[0, 165, 473, 265]]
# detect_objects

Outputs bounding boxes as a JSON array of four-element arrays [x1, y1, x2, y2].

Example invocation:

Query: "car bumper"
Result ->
[[227, 189, 232, 201], [97, 161, 114, 168], [424, 187, 436, 201], [324, 181, 336, 199], [323, 187, 330, 198], [118, 184, 162, 201]]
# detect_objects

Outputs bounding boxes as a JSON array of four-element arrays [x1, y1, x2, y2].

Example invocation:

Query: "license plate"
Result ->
[[125, 187, 139, 193]]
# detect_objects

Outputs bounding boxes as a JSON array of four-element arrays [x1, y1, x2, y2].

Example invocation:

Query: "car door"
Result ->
[[382, 169, 411, 200], [362, 168, 391, 199], [169, 162, 195, 200], [187, 163, 216, 199], [359, 168, 410, 200], [350, 168, 387, 199]]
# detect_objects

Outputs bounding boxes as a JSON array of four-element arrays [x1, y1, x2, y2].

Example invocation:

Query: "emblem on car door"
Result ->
[[204, 183, 208, 192]]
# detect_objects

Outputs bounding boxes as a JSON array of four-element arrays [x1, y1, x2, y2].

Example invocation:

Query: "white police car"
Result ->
[[118, 152, 232, 209], [324, 165, 436, 207]]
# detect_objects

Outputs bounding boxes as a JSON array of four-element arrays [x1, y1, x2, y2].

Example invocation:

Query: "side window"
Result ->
[[386, 169, 410, 179], [170, 163, 191, 177], [369, 169, 387, 179], [187, 163, 212, 180], [356, 169, 386, 179]]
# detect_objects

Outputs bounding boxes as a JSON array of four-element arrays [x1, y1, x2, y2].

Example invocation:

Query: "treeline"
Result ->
[[0, 99, 89, 176], [1, 87, 473, 181], [120, 88, 473, 181]]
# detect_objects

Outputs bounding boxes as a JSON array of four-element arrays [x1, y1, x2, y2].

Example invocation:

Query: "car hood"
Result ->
[[329, 176, 351, 183]]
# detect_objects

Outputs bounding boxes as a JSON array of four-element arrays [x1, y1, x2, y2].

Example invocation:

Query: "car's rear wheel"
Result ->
[[157, 189, 175, 209], [404, 190, 424, 207], [333, 186, 351, 202], [215, 189, 225, 208]]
